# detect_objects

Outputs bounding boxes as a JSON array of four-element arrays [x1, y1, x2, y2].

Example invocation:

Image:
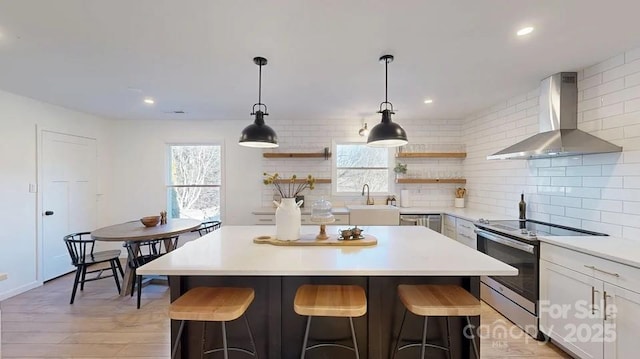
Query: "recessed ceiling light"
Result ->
[[423, 99, 433, 104], [517, 27, 534, 36], [143, 97, 155, 105]]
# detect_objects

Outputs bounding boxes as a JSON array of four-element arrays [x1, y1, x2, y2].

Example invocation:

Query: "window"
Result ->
[[167, 145, 221, 221], [334, 143, 391, 194]]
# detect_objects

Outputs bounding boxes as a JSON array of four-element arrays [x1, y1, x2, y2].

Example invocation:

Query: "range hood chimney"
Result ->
[[487, 72, 622, 160]]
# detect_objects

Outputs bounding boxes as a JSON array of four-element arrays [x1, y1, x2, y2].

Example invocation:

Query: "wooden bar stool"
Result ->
[[392, 284, 480, 359], [294, 284, 367, 359], [169, 287, 258, 359]]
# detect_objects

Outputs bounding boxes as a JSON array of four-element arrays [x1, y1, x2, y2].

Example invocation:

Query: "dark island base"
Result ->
[[169, 275, 480, 359]]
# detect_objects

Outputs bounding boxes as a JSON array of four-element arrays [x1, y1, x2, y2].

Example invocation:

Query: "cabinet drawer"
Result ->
[[456, 218, 475, 238], [443, 215, 457, 227], [541, 243, 640, 293], [254, 214, 275, 225], [443, 226, 456, 240], [456, 231, 477, 249]]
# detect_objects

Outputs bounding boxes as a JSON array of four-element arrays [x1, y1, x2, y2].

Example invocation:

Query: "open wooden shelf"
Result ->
[[273, 178, 331, 184], [396, 152, 466, 159], [263, 152, 331, 158], [396, 178, 467, 184]]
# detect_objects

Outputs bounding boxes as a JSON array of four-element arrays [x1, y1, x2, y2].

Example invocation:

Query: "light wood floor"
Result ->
[[1, 272, 570, 358]]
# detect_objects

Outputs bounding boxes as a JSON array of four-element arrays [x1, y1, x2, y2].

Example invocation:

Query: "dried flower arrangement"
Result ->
[[263, 172, 316, 198]]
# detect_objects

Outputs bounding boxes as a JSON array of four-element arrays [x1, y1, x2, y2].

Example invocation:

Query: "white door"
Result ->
[[539, 259, 604, 359], [603, 283, 640, 358], [41, 131, 97, 281]]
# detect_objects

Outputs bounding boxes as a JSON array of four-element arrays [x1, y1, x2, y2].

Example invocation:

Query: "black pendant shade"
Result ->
[[367, 109, 408, 147], [238, 110, 278, 148], [367, 54, 408, 147], [239, 57, 279, 148]]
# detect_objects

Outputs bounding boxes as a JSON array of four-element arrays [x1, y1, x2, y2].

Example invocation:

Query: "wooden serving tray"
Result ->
[[253, 233, 377, 246]]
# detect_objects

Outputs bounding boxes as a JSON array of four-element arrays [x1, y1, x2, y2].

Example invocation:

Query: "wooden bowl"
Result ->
[[140, 216, 160, 227]]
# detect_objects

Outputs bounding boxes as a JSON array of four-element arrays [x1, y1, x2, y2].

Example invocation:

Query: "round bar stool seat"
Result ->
[[169, 287, 258, 359], [393, 284, 481, 359], [294, 284, 367, 359]]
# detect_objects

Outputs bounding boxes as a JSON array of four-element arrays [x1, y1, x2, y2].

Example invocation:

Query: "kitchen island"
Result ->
[[138, 225, 516, 359]]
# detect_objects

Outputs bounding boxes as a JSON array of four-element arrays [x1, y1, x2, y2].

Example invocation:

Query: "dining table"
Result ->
[[91, 218, 202, 296]]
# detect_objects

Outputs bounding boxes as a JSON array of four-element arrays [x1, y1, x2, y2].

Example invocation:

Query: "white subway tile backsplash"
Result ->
[[582, 176, 623, 188], [551, 156, 583, 167], [581, 220, 623, 237], [626, 98, 640, 113], [582, 103, 624, 122], [625, 176, 640, 189], [583, 78, 625, 99], [564, 186, 601, 199], [601, 212, 640, 228], [583, 54, 624, 79], [566, 207, 601, 221], [602, 84, 640, 106], [582, 152, 622, 165], [566, 165, 602, 177], [550, 196, 582, 208], [578, 73, 602, 90], [602, 188, 640, 201], [626, 72, 640, 88], [538, 167, 566, 177], [582, 198, 623, 212], [551, 177, 582, 187], [624, 201, 640, 215], [603, 59, 640, 82]]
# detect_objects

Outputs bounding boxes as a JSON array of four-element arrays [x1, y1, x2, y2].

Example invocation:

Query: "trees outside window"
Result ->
[[334, 143, 390, 194], [167, 145, 221, 221]]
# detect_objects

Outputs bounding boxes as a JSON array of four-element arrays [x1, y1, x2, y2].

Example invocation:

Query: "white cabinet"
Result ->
[[540, 260, 605, 359], [455, 218, 476, 249], [254, 214, 349, 226], [603, 283, 640, 359], [540, 243, 640, 359], [442, 215, 476, 249]]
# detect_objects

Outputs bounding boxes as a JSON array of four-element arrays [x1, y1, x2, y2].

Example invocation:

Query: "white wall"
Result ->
[[108, 119, 262, 226], [260, 118, 466, 208], [464, 46, 640, 240], [0, 89, 111, 300]]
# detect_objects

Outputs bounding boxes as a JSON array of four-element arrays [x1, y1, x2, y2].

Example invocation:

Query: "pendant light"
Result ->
[[238, 56, 278, 148], [367, 54, 408, 147]]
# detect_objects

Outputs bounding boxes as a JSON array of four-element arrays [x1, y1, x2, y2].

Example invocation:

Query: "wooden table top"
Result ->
[[91, 218, 202, 242]]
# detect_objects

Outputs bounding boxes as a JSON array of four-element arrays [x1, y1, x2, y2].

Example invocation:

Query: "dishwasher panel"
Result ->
[[399, 214, 442, 233]]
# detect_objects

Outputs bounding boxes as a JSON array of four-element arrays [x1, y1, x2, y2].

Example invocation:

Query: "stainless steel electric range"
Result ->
[[474, 219, 607, 339]]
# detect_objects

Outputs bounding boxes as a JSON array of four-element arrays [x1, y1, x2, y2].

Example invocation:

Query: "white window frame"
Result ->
[[331, 140, 394, 196], [165, 142, 224, 222]]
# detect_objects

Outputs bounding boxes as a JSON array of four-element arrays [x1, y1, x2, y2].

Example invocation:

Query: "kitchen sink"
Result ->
[[347, 205, 400, 226]]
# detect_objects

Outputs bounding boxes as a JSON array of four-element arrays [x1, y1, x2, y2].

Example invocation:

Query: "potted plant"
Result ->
[[394, 163, 408, 179]]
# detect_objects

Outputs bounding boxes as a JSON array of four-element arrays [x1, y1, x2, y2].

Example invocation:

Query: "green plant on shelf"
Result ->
[[393, 163, 407, 175]]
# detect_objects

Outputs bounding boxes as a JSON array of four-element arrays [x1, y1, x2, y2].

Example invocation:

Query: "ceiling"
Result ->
[[1, 1, 640, 123]]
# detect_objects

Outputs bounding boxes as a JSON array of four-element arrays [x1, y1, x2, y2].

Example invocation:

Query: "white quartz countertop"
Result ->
[[0, 273, 6, 281], [253, 207, 350, 215], [138, 225, 517, 276], [252, 206, 512, 222], [539, 236, 640, 269], [399, 207, 513, 221]]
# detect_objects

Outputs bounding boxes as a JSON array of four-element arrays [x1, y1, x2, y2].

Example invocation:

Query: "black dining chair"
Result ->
[[191, 220, 222, 236], [63, 232, 124, 304], [125, 236, 179, 309]]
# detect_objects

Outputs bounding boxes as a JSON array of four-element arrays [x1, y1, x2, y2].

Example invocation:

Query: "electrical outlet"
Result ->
[[29, 183, 37, 193]]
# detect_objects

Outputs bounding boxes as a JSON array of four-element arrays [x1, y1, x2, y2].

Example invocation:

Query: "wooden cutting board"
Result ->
[[253, 233, 377, 246]]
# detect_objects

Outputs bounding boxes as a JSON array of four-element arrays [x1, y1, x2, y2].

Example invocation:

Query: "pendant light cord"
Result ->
[[258, 62, 262, 106], [384, 57, 388, 106]]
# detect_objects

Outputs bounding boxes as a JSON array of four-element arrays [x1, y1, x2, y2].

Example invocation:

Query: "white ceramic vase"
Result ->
[[455, 198, 465, 208], [274, 198, 303, 241]]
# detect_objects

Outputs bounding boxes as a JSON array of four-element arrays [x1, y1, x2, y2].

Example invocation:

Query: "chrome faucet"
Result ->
[[362, 184, 374, 205]]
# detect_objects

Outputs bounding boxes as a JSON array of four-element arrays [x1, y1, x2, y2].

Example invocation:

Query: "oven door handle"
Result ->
[[474, 229, 535, 254]]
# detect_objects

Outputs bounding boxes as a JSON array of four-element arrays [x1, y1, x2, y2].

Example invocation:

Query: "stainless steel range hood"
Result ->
[[487, 72, 622, 160]]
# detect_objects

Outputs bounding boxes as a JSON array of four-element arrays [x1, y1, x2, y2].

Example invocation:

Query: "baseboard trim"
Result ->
[[0, 281, 42, 301]]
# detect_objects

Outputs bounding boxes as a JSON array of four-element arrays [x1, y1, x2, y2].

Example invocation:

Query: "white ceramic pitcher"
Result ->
[[273, 198, 303, 241]]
